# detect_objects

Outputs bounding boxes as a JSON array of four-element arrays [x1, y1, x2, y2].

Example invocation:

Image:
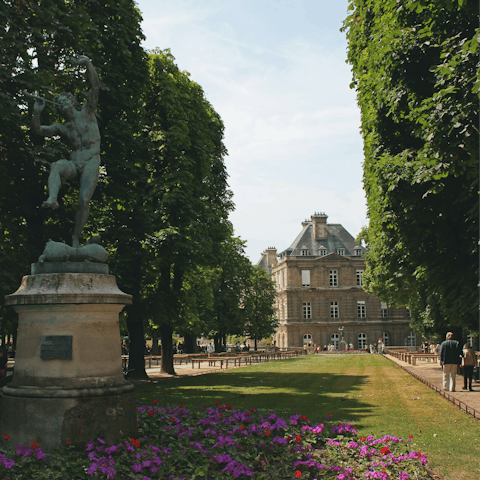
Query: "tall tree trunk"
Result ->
[[184, 333, 197, 353], [151, 329, 159, 355], [125, 308, 148, 380], [160, 323, 175, 375], [214, 333, 221, 353], [254, 337, 257, 351]]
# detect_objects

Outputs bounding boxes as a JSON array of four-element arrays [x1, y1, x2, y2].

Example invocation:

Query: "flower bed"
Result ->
[[0, 401, 430, 479]]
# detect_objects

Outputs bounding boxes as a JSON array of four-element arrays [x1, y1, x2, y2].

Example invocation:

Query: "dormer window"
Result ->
[[354, 247, 363, 256], [337, 248, 345, 256], [319, 249, 327, 256], [301, 249, 309, 256]]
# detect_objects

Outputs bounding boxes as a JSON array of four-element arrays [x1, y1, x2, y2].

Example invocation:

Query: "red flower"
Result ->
[[417, 452, 422, 457], [3, 434, 10, 440], [245, 412, 251, 416], [380, 446, 390, 455], [153, 399, 159, 404], [130, 438, 140, 448], [215, 401, 219, 404], [250, 407, 256, 412], [385, 439, 390, 442], [295, 435, 301, 444], [360, 437, 366, 442], [240, 425, 245, 430], [30, 442, 38, 450], [147, 410, 155, 417], [301, 415, 307, 421], [265, 429, 271, 436], [295, 470, 302, 478], [170, 417, 176, 423], [327, 414, 332, 417], [287, 435, 292, 441], [220, 414, 224, 418], [67, 440, 72, 445], [408, 435, 414, 439], [179, 404, 184, 407], [226, 404, 232, 409]]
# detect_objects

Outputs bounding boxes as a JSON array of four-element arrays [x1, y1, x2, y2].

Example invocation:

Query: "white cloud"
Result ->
[[136, 0, 367, 261]]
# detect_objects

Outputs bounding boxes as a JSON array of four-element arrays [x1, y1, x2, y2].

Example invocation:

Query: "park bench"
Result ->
[[408, 353, 440, 365]]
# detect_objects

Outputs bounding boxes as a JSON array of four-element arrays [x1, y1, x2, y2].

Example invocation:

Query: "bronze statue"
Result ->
[[29, 55, 100, 249]]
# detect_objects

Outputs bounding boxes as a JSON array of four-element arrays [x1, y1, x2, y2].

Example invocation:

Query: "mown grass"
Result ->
[[134, 354, 480, 479]]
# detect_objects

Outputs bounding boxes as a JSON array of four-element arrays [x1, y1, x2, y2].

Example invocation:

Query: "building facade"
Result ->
[[257, 213, 421, 350]]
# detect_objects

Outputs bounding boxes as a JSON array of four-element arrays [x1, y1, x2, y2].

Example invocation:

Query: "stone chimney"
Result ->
[[265, 246, 277, 268], [311, 212, 328, 240]]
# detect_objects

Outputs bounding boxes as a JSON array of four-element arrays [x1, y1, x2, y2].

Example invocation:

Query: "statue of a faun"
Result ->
[[30, 55, 100, 249]]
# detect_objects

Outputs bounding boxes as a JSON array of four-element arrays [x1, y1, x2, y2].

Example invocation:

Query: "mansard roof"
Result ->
[[256, 252, 270, 272], [277, 221, 365, 258]]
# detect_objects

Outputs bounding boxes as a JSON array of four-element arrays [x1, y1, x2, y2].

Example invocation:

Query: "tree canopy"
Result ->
[[344, 0, 479, 336], [0, 0, 149, 355]]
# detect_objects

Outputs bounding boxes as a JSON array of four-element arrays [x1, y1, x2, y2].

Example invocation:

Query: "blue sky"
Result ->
[[135, 0, 367, 260]]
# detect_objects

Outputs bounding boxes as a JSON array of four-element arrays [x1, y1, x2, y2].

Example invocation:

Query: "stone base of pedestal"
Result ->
[[1, 387, 136, 451], [1, 266, 136, 452]]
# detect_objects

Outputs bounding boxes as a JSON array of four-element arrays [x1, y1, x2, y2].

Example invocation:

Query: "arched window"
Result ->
[[358, 333, 367, 350], [303, 334, 312, 346], [407, 331, 416, 347], [382, 332, 389, 346], [331, 333, 339, 350]]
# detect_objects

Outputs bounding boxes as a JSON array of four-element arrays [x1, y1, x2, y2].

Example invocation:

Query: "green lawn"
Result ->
[[135, 354, 480, 479]]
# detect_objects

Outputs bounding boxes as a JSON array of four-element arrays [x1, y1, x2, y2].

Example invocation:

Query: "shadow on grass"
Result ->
[[134, 366, 374, 425]]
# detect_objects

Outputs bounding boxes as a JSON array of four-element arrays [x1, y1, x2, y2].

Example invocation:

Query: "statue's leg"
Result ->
[[72, 159, 99, 248], [42, 159, 77, 209]]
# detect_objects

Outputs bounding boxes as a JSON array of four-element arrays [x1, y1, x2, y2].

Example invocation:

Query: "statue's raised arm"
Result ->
[[71, 55, 99, 114]]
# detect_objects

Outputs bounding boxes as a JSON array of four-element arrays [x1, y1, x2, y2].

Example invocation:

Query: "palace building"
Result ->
[[257, 213, 421, 350]]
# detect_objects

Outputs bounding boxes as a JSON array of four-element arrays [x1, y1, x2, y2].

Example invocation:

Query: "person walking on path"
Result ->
[[439, 332, 462, 392], [461, 343, 476, 392]]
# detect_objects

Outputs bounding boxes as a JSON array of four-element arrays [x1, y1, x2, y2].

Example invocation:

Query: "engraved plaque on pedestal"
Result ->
[[40, 336, 73, 360]]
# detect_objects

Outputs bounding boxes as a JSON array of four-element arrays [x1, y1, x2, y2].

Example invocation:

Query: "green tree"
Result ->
[[204, 235, 253, 352], [343, 0, 479, 336], [0, 0, 150, 375], [242, 265, 278, 350], [141, 49, 233, 374]]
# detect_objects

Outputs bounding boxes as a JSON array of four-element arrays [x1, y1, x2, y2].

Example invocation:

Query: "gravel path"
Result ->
[[384, 354, 480, 418]]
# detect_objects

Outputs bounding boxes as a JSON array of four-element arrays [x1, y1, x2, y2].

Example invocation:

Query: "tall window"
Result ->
[[354, 248, 362, 256], [357, 301, 366, 318], [329, 270, 338, 287], [337, 248, 345, 256], [358, 333, 367, 350], [330, 302, 339, 318], [407, 331, 416, 346], [356, 270, 363, 287], [381, 302, 388, 318], [302, 302, 311, 319], [331, 333, 339, 350], [382, 332, 389, 346], [303, 334, 312, 346], [301, 270, 310, 287]]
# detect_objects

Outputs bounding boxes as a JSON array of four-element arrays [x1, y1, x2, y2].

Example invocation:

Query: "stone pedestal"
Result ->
[[1, 264, 137, 452]]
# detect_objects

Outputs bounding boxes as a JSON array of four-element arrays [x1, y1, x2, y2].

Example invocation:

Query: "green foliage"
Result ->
[[243, 265, 279, 346], [343, 0, 479, 335], [137, 49, 233, 372], [0, 0, 148, 349]]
